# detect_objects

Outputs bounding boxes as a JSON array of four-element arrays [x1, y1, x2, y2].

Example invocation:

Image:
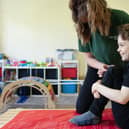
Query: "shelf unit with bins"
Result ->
[[1, 60, 82, 96], [59, 60, 79, 95], [2, 66, 60, 95]]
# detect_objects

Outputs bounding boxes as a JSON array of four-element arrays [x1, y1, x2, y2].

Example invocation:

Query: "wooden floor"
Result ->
[[0, 108, 25, 128]]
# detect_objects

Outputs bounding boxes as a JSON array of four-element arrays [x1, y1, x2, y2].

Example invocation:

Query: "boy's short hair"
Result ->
[[118, 24, 129, 40]]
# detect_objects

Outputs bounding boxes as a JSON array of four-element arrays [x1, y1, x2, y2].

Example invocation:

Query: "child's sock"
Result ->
[[69, 111, 100, 126]]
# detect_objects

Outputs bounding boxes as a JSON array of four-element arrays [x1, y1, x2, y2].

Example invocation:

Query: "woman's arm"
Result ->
[[85, 52, 106, 69], [85, 52, 112, 77], [92, 80, 129, 104]]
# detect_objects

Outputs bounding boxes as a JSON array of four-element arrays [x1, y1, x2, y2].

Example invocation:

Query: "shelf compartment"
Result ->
[[45, 69, 58, 79], [31, 69, 44, 78], [18, 69, 30, 78], [61, 68, 77, 79], [4, 69, 17, 81], [61, 80, 77, 94]]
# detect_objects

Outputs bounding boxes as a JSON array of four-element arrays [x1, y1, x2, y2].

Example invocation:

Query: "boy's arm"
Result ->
[[92, 80, 129, 104]]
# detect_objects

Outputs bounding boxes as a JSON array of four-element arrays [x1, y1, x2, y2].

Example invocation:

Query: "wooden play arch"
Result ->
[[0, 80, 56, 112]]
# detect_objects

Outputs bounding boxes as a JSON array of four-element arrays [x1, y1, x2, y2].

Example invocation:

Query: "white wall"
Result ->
[[0, 1, 3, 52], [0, 0, 77, 61], [108, 0, 129, 12]]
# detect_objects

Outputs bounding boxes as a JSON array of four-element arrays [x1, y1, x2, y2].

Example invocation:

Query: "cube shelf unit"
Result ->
[[1, 60, 81, 96], [2, 66, 60, 95], [59, 60, 79, 96]]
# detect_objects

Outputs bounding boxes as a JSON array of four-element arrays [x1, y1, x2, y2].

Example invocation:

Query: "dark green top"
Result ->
[[78, 9, 129, 66]]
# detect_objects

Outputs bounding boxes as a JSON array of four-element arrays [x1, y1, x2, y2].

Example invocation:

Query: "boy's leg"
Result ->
[[109, 68, 128, 129], [112, 102, 129, 129], [90, 66, 123, 116], [89, 67, 114, 117], [76, 66, 99, 113], [70, 66, 122, 126]]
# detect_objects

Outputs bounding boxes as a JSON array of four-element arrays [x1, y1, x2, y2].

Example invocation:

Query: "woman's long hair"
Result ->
[[87, 0, 111, 36], [69, 0, 111, 43], [69, 0, 90, 43]]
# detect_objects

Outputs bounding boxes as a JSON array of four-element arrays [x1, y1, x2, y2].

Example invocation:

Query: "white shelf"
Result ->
[[60, 93, 78, 96], [2, 60, 81, 96], [3, 66, 59, 69], [58, 60, 78, 63]]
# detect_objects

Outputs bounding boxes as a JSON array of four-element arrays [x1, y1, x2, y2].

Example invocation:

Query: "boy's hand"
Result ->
[[93, 91, 100, 98], [92, 80, 101, 98]]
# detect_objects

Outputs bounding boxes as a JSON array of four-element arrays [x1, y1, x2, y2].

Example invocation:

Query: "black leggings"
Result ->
[[76, 66, 100, 114], [100, 67, 129, 129], [89, 66, 123, 117], [76, 66, 109, 117]]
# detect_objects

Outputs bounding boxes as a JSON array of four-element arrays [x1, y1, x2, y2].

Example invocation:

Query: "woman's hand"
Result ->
[[97, 64, 114, 77]]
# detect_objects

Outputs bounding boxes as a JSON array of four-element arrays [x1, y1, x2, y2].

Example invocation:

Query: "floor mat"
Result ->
[[1, 109, 120, 129]]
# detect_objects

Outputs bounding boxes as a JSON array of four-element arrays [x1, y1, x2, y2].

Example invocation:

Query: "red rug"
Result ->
[[1, 109, 121, 129]]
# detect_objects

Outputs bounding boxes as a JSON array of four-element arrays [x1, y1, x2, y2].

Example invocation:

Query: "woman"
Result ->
[[69, 0, 129, 117]]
